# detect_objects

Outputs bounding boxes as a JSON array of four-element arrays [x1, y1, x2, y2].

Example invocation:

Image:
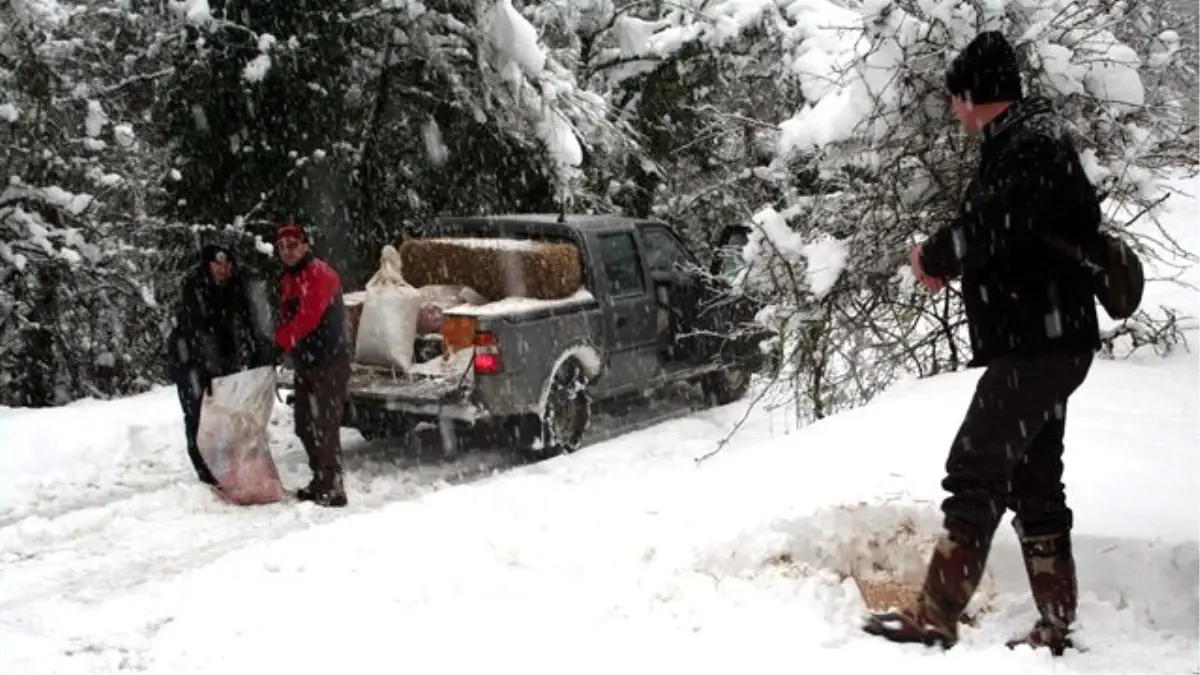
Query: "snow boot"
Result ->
[[296, 470, 348, 508], [1006, 532, 1076, 656], [862, 536, 989, 649]]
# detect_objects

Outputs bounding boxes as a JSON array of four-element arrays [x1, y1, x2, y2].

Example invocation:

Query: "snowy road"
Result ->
[[0, 391, 521, 611], [0, 381, 710, 617]]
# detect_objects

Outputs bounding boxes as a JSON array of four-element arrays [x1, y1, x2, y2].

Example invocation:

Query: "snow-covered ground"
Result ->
[[2, 174, 1198, 674]]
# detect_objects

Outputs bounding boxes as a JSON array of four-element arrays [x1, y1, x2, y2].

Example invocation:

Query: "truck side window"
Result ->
[[716, 230, 750, 281], [598, 232, 645, 296], [640, 227, 693, 274]]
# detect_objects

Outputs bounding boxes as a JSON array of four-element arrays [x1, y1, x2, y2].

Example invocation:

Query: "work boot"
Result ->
[[296, 470, 348, 508], [862, 536, 989, 649], [1006, 532, 1077, 656]]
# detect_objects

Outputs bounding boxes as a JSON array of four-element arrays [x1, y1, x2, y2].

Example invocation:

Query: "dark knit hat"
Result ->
[[200, 242, 234, 265], [945, 31, 1024, 104], [275, 221, 308, 243]]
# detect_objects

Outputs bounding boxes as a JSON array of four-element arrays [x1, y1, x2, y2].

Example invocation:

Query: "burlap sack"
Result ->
[[399, 237, 582, 301]]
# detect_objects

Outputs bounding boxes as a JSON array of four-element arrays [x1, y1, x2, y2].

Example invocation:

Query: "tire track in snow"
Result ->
[[0, 445, 520, 612], [0, 389, 712, 613]]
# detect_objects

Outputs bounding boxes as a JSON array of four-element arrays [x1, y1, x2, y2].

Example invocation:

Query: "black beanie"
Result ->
[[200, 243, 235, 265], [945, 31, 1023, 104]]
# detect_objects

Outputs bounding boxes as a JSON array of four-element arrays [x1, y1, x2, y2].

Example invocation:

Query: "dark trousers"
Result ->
[[294, 354, 351, 479], [171, 363, 217, 485], [941, 352, 1093, 549]]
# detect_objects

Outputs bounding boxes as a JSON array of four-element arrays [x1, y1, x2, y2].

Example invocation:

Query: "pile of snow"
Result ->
[[0, 182, 1196, 673]]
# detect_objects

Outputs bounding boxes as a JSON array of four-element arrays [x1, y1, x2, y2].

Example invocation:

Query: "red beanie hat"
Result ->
[[276, 221, 307, 242]]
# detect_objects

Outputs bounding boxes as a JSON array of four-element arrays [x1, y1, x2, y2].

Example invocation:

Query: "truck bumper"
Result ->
[[277, 365, 487, 425]]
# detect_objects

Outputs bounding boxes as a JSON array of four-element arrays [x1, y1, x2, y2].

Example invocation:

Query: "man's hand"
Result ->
[[251, 343, 278, 369], [194, 367, 214, 398], [910, 245, 946, 294]]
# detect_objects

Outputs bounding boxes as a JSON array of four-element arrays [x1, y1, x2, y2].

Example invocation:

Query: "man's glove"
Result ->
[[193, 367, 214, 398], [250, 343, 278, 369], [909, 245, 946, 294]]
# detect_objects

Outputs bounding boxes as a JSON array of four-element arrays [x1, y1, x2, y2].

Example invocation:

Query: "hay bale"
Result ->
[[399, 237, 582, 301], [853, 577, 992, 627], [855, 577, 920, 612]]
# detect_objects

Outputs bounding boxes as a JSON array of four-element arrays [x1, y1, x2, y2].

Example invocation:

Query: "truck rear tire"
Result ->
[[703, 368, 751, 406], [355, 413, 408, 442], [524, 358, 591, 457]]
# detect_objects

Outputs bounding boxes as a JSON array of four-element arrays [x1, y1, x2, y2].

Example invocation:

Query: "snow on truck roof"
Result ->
[[423, 214, 664, 234]]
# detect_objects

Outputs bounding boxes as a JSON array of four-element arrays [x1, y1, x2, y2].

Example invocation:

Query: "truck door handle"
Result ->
[[615, 315, 628, 327]]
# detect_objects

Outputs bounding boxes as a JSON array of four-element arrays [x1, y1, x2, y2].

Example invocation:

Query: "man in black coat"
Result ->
[[166, 241, 275, 486], [863, 32, 1101, 655]]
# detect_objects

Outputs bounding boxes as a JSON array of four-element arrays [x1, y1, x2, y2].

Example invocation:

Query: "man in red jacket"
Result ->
[[275, 222, 351, 507]]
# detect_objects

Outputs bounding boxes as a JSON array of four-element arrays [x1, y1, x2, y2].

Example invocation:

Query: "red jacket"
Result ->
[[276, 254, 349, 366]]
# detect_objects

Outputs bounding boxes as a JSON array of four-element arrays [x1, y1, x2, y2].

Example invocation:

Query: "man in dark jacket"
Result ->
[[863, 32, 1101, 655], [274, 222, 351, 508], [167, 241, 275, 486]]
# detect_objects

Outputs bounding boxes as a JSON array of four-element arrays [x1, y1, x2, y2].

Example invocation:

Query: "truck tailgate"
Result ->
[[277, 362, 478, 419], [345, 367, 466, 404]]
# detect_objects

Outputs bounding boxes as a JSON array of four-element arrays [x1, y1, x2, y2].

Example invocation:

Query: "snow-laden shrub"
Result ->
[[734, 0, 1197, 423]]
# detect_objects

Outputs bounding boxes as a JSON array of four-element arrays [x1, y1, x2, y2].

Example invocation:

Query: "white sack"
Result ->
[[355, 244, 422, 370], [196, 366, 285, 505]]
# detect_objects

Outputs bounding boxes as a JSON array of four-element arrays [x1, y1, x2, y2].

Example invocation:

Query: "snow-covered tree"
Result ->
[[156, 0, 636, 285], [738, 0, 1197, 421], [0, 0, 178, 406], [556, 0, 809, 252]]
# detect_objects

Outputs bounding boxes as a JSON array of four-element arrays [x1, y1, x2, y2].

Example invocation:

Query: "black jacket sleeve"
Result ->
[[175, 273, 222, 373], [920, 134, 1068, 280], [239, 268, 277, 366]]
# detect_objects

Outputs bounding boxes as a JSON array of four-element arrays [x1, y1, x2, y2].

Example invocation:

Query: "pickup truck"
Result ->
[[284, 215, 773, 456]]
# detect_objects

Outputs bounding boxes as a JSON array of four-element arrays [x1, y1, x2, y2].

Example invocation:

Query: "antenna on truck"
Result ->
[[556, 192, 567, 224]]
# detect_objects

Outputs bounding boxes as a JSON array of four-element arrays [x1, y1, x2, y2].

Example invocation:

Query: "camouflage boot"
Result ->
[[1006, 532, 1077, 656], [862, 536, 989, 649]]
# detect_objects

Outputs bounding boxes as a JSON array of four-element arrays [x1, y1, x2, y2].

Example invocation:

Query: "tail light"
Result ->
[[472, 331, 502, 375], [440, 315, 502, 375]]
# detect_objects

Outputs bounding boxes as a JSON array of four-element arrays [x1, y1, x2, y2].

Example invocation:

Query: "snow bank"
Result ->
[[0, 388, 185, 523]]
